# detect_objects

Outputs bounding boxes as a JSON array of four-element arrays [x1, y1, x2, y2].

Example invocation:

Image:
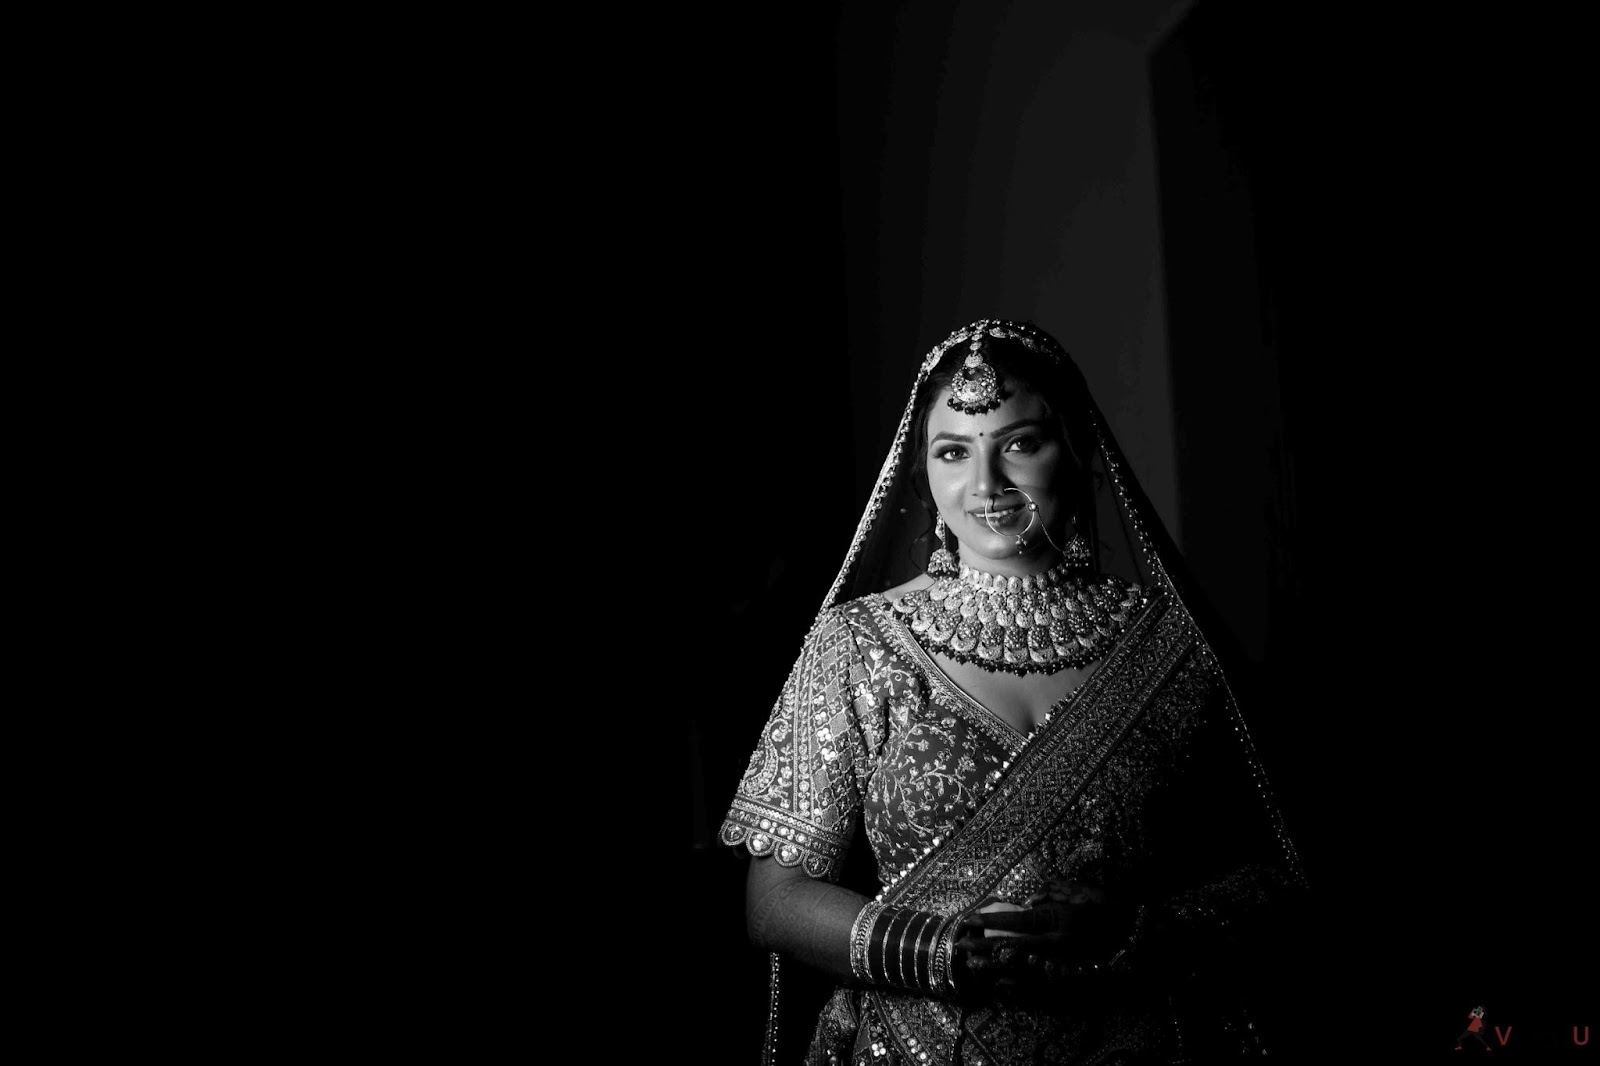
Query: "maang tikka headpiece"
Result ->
[[935, 319, 1064, 415], [946, 319, 1006, 415]]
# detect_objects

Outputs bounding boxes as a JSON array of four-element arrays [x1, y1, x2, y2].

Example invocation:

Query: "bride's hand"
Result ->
[[973, 898, 1028, 937], [953, 881, 1133, 1000]]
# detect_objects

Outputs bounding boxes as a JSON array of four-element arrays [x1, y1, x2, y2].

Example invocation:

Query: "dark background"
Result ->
[[660, 2, 1592, 1061]]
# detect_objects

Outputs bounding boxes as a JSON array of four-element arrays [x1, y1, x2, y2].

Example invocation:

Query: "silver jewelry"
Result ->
[[981, 486, 1068, 556], [893, 559, 1145, 675], [856, 905, 958, 997], [946, 320, 1006, 414], [849, 900, 887, 983], [1063, 532, 1093, 569], [899, 911, 931, 990], [929, 916, 959, 995], [927, 514, 959, 577]]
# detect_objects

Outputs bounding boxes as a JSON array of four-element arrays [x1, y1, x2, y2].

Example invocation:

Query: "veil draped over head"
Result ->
[[736, 319, 1307, 1065], [825, 320, 1156, 613]]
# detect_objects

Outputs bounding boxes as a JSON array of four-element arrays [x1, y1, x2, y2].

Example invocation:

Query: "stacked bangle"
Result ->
[[848, 903, 964, 997], [927, 915, 960, 994], [847, 900, 887, 983]]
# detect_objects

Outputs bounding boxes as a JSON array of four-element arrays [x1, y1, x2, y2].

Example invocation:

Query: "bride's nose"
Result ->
[[968, 447, 1003, 501]]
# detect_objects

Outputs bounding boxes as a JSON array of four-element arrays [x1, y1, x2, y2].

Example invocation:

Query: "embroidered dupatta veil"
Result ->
[[722, 321, 1306, 1064]]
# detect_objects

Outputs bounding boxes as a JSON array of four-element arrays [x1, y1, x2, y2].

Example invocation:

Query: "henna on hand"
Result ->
[[954, 880, 1137, 1000]]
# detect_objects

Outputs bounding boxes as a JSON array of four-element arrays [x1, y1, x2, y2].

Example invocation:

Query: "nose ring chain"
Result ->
[[983, 487, 1067, 555]]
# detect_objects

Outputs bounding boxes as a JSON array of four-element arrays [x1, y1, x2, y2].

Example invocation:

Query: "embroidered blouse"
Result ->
[[721, 590, 1302, 1065], [719, 592, 1250, 912]]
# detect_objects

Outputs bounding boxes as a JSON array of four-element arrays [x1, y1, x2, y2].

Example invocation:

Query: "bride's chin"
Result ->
[[956, 524, 1065, 567], [961, 534, 1030, 561]]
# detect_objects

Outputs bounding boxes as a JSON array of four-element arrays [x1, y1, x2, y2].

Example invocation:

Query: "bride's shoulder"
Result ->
[[816, 583, 926, 644], [819, 578, 931, 620], [877, 575, 934, 603]]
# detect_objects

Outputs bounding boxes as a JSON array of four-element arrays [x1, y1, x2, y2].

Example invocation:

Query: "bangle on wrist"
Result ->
[[876, 908, 915, 987], [852, 903, 962, 997], [928, 914, 962, 996], [849, 900, 888, 983]]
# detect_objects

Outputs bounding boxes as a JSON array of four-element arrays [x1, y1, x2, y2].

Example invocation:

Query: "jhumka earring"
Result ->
[[927, 515, 959, 576], [1063, 532, 1093, 569]]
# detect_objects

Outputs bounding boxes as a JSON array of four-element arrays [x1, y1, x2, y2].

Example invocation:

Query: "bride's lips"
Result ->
[[971, 503, 1026, 528]]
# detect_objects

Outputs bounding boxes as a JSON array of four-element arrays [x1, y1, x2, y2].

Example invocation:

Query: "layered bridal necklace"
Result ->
[[890, 560, 1146, 675]]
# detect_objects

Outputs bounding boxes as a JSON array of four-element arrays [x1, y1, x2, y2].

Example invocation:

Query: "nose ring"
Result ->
[[983, 487, 1041, 551]]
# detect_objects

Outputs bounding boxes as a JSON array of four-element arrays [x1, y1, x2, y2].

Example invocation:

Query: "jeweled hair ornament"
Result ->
[[947, 319, 1007, 414]]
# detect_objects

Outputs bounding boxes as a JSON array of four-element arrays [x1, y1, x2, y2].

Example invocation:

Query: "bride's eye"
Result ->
[[935, 446, 967, 462], [1005, 435, 1040, 454]]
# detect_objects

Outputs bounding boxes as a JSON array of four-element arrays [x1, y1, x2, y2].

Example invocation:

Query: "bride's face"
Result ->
[[924, 385, 1066, 576]]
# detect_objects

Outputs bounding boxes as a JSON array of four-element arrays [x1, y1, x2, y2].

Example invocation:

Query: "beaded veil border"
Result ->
[[758, 320, 1307, 1065]]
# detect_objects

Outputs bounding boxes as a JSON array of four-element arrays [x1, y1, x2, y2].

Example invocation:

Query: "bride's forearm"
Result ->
[[745, 856, 869, 982]]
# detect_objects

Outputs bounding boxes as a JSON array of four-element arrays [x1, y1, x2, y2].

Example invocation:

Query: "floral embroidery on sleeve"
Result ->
[[720, 608, 867, 881]]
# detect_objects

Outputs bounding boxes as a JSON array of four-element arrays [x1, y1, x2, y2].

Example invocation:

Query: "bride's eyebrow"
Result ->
[[931, 418, 1046, 446], [991, 419, 1046, 435]]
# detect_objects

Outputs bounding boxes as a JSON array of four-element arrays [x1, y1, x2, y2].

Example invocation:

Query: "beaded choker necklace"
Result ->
[[889, 561, 1146, 675]]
